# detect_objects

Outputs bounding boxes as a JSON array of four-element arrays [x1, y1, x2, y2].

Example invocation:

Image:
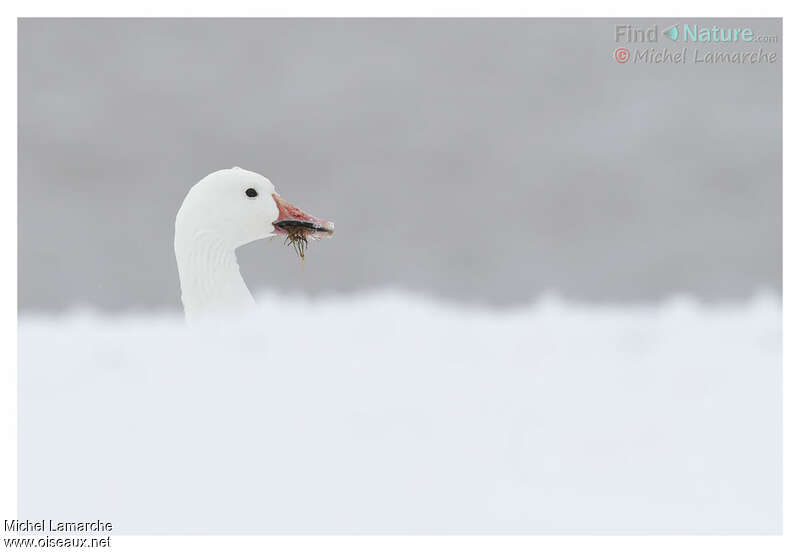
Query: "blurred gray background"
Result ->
[[18, 18, 782, 312]]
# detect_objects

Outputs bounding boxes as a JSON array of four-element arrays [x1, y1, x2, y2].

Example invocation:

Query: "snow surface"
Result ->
[[18, 291, 781, 534]]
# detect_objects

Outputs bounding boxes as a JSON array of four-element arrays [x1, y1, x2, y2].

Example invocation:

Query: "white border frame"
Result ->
[[3, 2, 794, 551]]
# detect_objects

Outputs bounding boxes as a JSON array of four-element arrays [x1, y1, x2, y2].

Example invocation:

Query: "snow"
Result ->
[[18, 290, 781, 534]]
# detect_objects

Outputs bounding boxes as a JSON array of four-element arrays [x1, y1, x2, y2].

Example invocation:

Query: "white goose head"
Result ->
[[174, 167, 334, 323]]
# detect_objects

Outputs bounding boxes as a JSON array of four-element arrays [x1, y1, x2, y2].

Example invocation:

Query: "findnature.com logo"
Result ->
[[612, 22, 779, 64], [614, 23, 778, 44]]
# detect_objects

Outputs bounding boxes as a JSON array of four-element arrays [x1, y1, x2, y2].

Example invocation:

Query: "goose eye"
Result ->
[[245, 188, 258, 198]]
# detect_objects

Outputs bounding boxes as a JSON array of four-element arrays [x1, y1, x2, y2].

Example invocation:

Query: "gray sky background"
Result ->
[[18, 18, 782, 312]]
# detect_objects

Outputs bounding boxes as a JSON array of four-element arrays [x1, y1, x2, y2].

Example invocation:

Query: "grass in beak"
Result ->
[[284, 226, 311, 260]]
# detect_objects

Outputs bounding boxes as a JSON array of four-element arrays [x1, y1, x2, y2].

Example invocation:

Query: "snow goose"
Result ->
[[174, 167, 334, 323]]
